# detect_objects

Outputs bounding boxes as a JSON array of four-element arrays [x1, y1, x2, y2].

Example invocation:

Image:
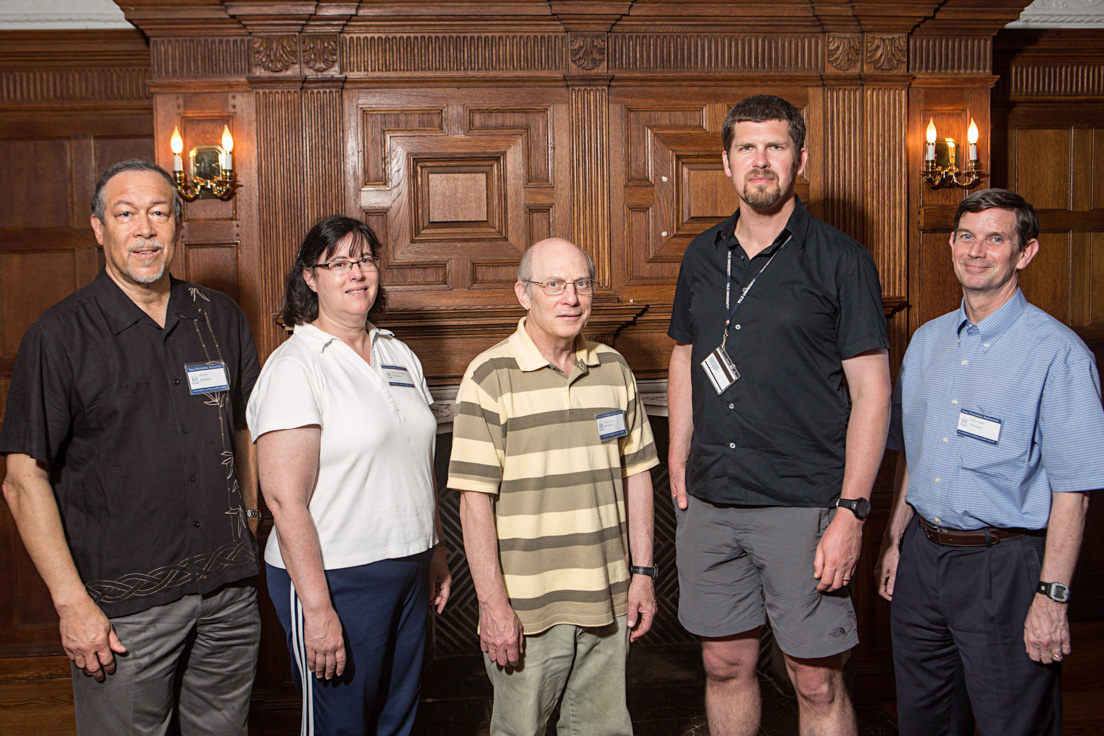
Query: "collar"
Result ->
[[292, 321, 394, 353], [508, 317, 600, 372], [956, 288, 1028, 342], [94, 269, 199, 335], [712, 195, 811, 253]]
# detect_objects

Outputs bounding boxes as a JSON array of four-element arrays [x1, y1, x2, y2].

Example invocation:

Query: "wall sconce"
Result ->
[[922, 117, 981, 189], [170, 125, 236, 201]]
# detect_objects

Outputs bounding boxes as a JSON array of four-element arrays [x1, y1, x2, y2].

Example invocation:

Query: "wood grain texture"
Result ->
[[151, 38, 251, 79], [342, 34, 565, 74], [910, 36, 991, 75], [608, 33, 822, 73], [570, 85, 611, 286]]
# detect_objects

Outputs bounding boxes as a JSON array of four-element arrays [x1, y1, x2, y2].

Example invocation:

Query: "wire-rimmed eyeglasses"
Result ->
[[310, 255, 381, 276], [524, 278, 595, 296]]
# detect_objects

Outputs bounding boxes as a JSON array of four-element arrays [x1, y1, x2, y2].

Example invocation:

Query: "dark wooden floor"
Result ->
[[2, 622, 1101, 735]]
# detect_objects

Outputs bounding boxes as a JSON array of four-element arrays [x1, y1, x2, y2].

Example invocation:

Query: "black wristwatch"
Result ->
[[835, 497, 871, 520], [1038, 581, 1071, 603], [630, 564, 659, 582]]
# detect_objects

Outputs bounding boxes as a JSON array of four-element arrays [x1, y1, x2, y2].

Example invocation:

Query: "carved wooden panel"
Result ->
[[348, 88, 571, 309], [609, 89, 811, 300]]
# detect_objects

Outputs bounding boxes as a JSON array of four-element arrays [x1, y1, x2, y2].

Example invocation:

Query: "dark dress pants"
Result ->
[[891, 518, 1061, 736]]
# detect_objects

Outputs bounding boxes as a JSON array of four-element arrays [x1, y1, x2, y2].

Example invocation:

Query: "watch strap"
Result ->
[[629, 564, 659, 581], [1038, 581, 1071, 603]]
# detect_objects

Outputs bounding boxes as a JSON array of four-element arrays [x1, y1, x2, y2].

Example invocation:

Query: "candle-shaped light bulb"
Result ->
[[170, 126, 183, 173], [221, 125, 234, 170], [967, 118, 979, 163], [925, 118, 937, 162]]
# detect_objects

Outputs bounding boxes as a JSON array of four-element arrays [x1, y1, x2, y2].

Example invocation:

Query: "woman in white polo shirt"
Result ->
[[247, 216, 450, 736]]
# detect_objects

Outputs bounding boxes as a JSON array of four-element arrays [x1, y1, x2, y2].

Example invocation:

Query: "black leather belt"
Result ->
[[919, 517, 1042, 547]]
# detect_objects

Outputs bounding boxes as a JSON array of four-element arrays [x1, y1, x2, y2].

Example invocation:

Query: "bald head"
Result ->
[[518, 238, 595, 293]]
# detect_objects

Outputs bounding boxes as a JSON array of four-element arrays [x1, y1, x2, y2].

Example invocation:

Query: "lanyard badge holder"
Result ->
[[700, 236, 790, 395]]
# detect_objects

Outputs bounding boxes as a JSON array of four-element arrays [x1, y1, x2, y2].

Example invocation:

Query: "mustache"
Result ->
[[746, 169, 778, 182], [128, 240, 165, 253]]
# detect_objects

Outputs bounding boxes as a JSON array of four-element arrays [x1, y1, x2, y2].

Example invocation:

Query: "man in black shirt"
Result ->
[[668, 95, 891, 735], [1, 160, 261, 735]]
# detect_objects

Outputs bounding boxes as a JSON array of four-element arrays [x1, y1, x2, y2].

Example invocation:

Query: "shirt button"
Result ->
[[951, 400, 958, 405], [942, 437, 949, 443], [188, 474, 196, 482], [729, 442, 736, 449], [934, 478, 941, 483], [728, 403, 735, 410], [933, 517, 942, 524], [173, 378, 180, 385], [961, 360, 968, 366], [983, 343, 990, 348], [181, 426, 189, 434], [192, 520, 201, 528], [733, 324, 741, 330]]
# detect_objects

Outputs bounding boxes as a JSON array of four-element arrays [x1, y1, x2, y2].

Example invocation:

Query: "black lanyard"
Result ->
[[721, 234, 791, 348]]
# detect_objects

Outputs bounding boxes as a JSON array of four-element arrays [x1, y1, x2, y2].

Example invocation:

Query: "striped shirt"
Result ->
[[448, 318, 659, 634]]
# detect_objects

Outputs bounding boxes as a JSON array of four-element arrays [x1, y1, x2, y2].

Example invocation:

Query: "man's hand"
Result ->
[[479, 599, 524, 667], [873, 538, 901, 601], [430, 545, 452, 614], [303, 604, 346, 680], [1024, 595, 1071, 663], [669, 461, 689, 511], [58, 596, 127, 682], [626, 574, 657, 642], [814, 512, 863, 592]]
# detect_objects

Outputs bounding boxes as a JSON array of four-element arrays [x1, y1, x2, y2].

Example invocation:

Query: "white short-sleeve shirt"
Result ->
[[247, 322, 438, 570]]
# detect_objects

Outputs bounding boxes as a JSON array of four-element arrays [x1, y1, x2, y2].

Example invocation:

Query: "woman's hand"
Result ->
[[430, 545, 452, 614], [304, 603, 346, 680]]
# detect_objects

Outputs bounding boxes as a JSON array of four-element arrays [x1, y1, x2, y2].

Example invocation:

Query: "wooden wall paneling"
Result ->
[[569, 83, 611, 287], [822, 83, 864, 243], [302, 78, 345, 227], [252, 82, 306, 360]]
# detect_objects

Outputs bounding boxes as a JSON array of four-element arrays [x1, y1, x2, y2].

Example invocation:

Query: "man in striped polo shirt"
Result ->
[[448, 237, 660, 735]]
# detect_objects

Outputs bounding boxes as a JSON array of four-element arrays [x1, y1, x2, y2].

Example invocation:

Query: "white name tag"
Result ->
[[185, 362, 230, 395], [596, 410, 628, 441], [381, 364, 414, 387], [956, 409, 1002, 445]]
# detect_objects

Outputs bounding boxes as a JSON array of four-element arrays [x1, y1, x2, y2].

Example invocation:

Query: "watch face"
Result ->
[[1052, 583, 1070, 602]]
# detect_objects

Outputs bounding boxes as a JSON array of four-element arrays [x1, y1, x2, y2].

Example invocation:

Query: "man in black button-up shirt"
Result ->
[[1, 160, 261, 735], [667, 96, 891, 736]]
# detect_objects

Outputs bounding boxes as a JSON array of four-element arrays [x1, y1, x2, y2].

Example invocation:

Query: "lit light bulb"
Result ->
[[967, 118, 978, 163], [170, 126, 183, 173], [221, 125, 234, 170], [925, 118, 937, 162]]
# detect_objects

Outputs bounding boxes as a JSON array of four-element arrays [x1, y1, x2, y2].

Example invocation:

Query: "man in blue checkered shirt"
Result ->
[[876, 188, 1104, 736]]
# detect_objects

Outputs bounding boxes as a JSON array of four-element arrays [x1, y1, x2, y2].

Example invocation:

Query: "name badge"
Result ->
[[956, 409, 1002, 445], [701, 346, 739, 395], [185, 361, 230, 395], [381, 364, 415, 387], [596, 410, 628, 441]]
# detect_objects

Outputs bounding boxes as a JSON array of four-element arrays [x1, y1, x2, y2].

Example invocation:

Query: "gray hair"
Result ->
[[91, 159, 182, 222]]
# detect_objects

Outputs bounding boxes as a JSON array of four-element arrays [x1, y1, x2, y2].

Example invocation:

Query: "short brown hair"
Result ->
[[722, 95, 806, 154]]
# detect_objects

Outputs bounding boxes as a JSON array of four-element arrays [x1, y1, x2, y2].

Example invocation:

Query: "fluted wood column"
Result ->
[[822, 84, 864, 243], [302, 79, 345, 227], [569, 83, 611, 286], [253, 82, 306, 358]]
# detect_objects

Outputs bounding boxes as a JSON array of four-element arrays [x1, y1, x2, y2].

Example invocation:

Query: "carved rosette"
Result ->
[[253, 35, 299, 74], [569, 33, 607, 71], [302, 35, 339, 74], [827, 34, 862, 73], [864, 35, 907, 73]]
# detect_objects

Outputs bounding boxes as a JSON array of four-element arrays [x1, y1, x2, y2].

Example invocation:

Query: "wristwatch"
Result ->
[[1038, 581, 1071, 603], [244, 509, 262, 519], [630, 564, 659, 582], [835, 497, 871, 520]]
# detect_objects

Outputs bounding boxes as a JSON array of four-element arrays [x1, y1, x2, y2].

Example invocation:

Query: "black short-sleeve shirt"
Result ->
[[669, 197, 888, 507], [0, 269, 261, 617]]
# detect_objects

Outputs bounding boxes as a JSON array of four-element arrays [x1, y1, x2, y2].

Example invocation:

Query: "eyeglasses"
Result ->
[[525, 278, 595, 296], [311, 255, 380, 276]]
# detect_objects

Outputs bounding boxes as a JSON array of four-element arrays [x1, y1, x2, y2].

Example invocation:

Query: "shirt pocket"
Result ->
[[957, 409, 1034, 488]]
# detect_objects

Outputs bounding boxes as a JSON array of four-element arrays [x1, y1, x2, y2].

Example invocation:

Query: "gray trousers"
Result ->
[[70, 582, 261, 736]]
